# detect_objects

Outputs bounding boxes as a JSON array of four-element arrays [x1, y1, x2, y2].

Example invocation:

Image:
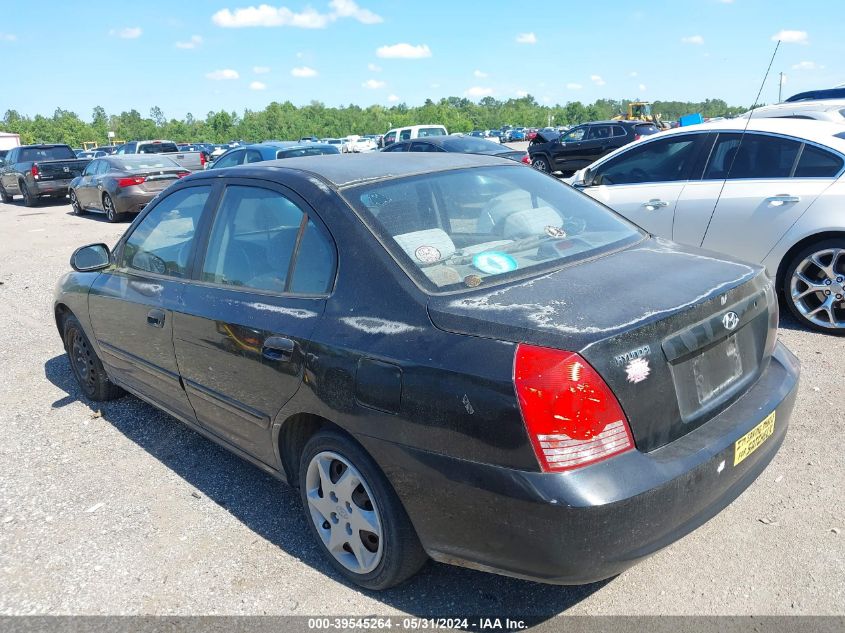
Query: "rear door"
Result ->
[[697, 133, 842, 262], [172, 180, 336, 464], [88, 184, 214, 422], [582, 133, 709, 238]]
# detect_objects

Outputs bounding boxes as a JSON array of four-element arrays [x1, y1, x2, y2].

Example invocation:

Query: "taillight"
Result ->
[[177, 171, 190, 179], [634, 134, 641, 141], [521, 153, 531, 165], [31, 164, 39, 179], [200, 152, 207, 167], [117, 176, 145, 188], [514, 343, 634, 472]]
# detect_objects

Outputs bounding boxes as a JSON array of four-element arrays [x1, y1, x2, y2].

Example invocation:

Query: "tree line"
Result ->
[[2, 96, 751, 147]]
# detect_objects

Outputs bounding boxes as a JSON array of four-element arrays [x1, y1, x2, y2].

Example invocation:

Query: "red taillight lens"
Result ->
[[117, 176, 145, 188], [514, 343, 634, 472], [634, 134, 641, 141], [177, 171, 190, 179], [200, 152, 207, 167], [31, 164, 39, 178], [521, 153, 531, 165]]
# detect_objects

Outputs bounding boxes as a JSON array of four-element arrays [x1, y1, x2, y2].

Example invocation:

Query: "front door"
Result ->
[[173, 181, 336, 464], [88, 184, 214, 422], [551, 126, 586, 171]]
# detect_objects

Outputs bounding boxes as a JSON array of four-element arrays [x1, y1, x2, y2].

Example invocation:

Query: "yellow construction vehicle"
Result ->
[[613, 101, 668, 128], [82, 141, 99, 150]]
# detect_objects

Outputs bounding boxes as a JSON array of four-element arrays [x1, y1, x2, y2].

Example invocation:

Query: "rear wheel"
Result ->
[[783, 238, 845, 335], [63, 315, 125, 401], [69, 190, 85, 215], [0, 184, 11, 203], [103, 193, 120, 222], [531, 155, 551, 173], [299, 430, 427, 590], [21, 182, 36, 207]]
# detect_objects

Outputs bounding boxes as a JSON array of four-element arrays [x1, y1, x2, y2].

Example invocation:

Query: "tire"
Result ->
[[782, 238, 845, 335], [63, 315, 125, 401], [103, 193, 121, 222], [299, 430, 427, 590], [69, 190, 85, 215], [21, 181, 36, 207], [0, 184, 11, 203], [531, 155, 551, 173]]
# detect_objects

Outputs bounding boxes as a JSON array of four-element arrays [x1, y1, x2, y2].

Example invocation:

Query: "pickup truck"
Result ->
[[114, 140, 207, 171], [0, 144, 91, 206]]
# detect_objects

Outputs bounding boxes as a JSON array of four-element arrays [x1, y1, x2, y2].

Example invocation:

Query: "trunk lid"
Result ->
[[428, 238, 778, 452], [35, 159, 90, 181], [128, 168, 185, 193]]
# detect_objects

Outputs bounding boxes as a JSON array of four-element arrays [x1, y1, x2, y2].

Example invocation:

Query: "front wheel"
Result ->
[[63, 315, 125, 401], [69, 190, 85, 215], [531, 155, 551, 173], [783, 238, 845, 334], [0, 184, 11, 203], [299, 430, 427, 590]]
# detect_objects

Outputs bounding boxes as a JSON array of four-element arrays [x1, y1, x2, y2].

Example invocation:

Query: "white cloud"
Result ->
[[109, 27, 142, 39], [376, 43, 432, 59], [387, 94, 399, 102], [772, 29, 808, 44], [792, 60, 823, 70], [206, 69, 240, 80], [291, 65, 317, 77], [253, 65, 271, 74], [328, 0, 383, 24], [590, 75, 605, 86], [249, 81, 267, 90], [681, 35, 704, 44], [629, 71, 638, 77], [362, 78, 385, 89], [212, 1, 382, 28], [639, 83, 647, 92], [430, 83, 440, 89], [566, 82, 582, 90], [367, 62, 382, 72], [465, 86, 494, 98], [515, 32, 537, 44], [176, 35, 203, 49], [718, 0, 734, 3], [0, 33, 16, 42], [515, 89, 528, 98], [473, 69, 488, 78]]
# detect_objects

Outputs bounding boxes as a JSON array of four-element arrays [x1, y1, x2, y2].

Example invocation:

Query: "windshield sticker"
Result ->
[[545, 225, 567, 239], [472, 252, 518, 275], [414, 245, 442, 264]]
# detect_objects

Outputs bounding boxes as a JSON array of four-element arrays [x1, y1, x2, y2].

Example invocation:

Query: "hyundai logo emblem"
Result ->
[[722, 311, 740, 331]]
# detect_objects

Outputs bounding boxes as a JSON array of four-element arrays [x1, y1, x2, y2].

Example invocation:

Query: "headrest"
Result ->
[[502, 206, 562, 239], [393, 228, 456, 266]]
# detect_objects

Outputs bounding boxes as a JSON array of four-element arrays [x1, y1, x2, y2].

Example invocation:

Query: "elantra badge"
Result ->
[[722, 311, 740, 331]]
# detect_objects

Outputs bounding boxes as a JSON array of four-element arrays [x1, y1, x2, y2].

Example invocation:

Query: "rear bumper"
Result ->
[[112, 188, 159, 214], [359, 342, 799, 584], [32, 179, 73, 196]]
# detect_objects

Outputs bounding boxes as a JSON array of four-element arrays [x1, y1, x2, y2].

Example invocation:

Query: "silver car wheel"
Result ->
[[790, 247, 845, 330], [532, 157, 548, 172], [305, 450, 383, 574]]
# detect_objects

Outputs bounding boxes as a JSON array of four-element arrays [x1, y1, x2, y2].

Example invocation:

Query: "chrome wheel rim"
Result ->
[[104, 195, 115, 221], [532, 158, 548, 172], [305, 451, 383, 574], [70, 329, 96, 394], [70, 191, 80, 213], [790, 247, 845, 330]]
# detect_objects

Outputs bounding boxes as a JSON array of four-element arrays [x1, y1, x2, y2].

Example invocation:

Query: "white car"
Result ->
[[342, 136, 378, 153], [382, 124, 448, 148], [568, 118, 845, 333], [739, 99, 845, 124]]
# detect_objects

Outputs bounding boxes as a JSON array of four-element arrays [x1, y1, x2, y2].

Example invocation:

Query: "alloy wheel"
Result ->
[[103, 194, 116, 222], [70, 191, 81, 214], [305, 451, 383, 574], [532, 157, 549, 172], [789, 247, 845, 330]]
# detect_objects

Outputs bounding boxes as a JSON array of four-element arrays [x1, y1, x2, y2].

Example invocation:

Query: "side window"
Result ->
[[201, 186, 307, 293], [794, 145, 844, 178], [586, 125, 611, 140], [245, 149, 263, 163], [703, 133, 801, 180], [384, 132, 396, 145], [611, 126, 627, 137], [399, 129, 412, 141], [95, 160, 109, 175], [122, 186, 211, 277], [290, 219, 335, 294], [382, 143, 407, 152], [409, 142, 442, 152], [592, 135, 700, 186], [82, 161, 98, 176], [213, 150, 244, 169], [562, 127, 586, 142]]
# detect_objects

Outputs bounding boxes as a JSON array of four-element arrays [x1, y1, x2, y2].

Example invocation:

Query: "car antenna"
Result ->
[[698, 40, 780, 247]]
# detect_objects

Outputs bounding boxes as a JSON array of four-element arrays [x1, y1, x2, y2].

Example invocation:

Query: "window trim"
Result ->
[[189, 177, 338, 299]]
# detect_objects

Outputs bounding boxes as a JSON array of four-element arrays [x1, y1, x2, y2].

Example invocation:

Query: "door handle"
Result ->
[[262, 336, 295, 362], [642, 199, 669, 210], [766, 194, 800, 205], [146, 309, 166, 328]]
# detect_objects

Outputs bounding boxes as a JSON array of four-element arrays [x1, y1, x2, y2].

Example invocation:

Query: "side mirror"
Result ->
[[581, 168, 594, 187], [70, 243, 111, 272]]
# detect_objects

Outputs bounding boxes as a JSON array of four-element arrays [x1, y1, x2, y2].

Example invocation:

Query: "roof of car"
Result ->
[[192, 152, 514, 188], [659, 116, 845, 149]]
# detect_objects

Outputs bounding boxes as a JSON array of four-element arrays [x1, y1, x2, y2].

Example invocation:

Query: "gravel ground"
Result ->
[[0, 195, 843, 624]]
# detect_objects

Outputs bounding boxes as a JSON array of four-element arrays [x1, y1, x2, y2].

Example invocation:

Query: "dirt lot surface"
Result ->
[[0, 195, 842, 625]]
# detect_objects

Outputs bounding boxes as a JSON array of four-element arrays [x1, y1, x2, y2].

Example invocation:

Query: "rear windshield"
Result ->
[[635, 124, 659, 135], [111, 156, 180, 170], [277, 147, 340, 159], [20, 146, 76, 162], [139, 142, 179, 154], [417, 127, 446, 138], [440, 137, 501, 154], [344, 165, 642, 292]]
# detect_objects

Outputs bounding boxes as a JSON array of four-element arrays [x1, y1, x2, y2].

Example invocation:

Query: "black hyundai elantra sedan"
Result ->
[[55, 153, 799, 589]]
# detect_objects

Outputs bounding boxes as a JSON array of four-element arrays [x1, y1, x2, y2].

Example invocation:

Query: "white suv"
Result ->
[[741, 100, 845, 124], [383, 125, 448, 148]]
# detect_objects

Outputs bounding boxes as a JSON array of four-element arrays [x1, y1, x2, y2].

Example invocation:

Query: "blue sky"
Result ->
[[2, 0, 843, 120]]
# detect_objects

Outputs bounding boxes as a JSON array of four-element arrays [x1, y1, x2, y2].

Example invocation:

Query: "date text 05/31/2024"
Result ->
[[307, 617, 529, 630]]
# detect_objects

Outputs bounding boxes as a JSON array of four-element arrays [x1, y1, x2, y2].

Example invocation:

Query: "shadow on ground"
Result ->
[[44, 353, 607, 628]]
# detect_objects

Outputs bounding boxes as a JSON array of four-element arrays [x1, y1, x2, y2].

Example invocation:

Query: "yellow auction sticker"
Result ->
[[734, 411, 776, 466]]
